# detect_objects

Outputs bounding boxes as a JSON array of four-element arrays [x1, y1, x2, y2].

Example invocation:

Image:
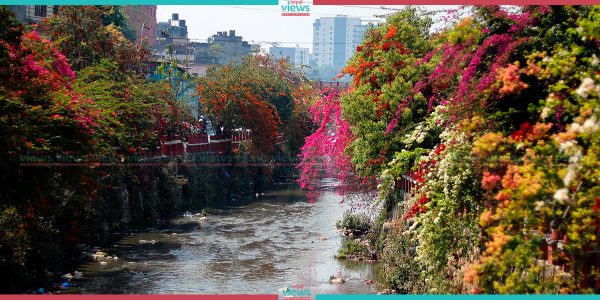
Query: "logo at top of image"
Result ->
[[281, 0, 310, 17]]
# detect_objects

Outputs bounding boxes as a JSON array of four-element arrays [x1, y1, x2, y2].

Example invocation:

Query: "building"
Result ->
[[6, 5, 59, 24], [352, 24, 371, 49], [269, 45, 310, 67], [153, 13, 194, 63], [312, 15, 370, 70], [123, 5, 157, 46], [193, 30, 252, 66], [208, 30, 252, 65]]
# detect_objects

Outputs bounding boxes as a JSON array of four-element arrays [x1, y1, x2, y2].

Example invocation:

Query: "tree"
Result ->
[[0, 7, 106, 290], [196, 55, 313, 156], [39, 5, 147, 73], [99, 6, 137, 42]]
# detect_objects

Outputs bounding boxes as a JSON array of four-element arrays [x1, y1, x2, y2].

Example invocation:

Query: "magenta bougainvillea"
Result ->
[[297, 92, 357, 202]]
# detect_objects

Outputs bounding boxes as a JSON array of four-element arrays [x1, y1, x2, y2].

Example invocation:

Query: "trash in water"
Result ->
[[61, 273, 73, 281], [73, 271, 83, 279], [138, 239, 157, 244]]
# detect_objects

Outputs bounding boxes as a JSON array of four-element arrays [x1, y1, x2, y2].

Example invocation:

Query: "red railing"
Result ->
[[395, 171, 418, 193], [158, 131, 252, 156]]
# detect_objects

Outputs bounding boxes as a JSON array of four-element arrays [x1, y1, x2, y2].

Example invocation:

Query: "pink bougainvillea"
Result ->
[[297, 92, 359, 202]]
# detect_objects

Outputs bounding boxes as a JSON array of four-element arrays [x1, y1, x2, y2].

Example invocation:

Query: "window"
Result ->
[[34, 5, 47, 17]]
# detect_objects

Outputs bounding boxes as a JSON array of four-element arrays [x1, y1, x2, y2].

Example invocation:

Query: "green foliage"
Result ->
[[336, 239, 369, 260], [379, 224, 425, 294], [40, 6, 147, 73], [340, 6, 437, 178], [197, 55, 314, 156], [336, 211, 371, 233], [75, 59, 192, 150], [99, 6, 137, 42], [0, 7, 200, 292], [321, 5, 600, 294]]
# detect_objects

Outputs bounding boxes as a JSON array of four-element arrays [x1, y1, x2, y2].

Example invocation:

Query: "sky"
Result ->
[[156, 3, 455, 53]]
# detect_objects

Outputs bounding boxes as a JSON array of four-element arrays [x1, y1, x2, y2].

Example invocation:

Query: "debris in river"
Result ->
[[138, 239, 156, 244], [378, 289, 397, 294], [73, 271, 83, 280], [320, 236, 328, 241], [93, 251, 107, 259], [330, 277, 345, 284], [61, 273, 73, 281]]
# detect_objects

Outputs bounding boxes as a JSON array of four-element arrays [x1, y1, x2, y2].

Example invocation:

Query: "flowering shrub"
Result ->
[[301, 5, 600, 293], [1, 29, 104, 155], [0, 7, 195, 291]]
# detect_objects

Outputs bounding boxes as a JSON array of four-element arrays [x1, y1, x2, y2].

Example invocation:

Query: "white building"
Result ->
[[269, 45, 309, 67], [312, 15, 365, 70]]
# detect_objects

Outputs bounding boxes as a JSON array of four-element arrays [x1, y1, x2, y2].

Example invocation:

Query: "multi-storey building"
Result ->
[[6, 5, 59, 24], [123, 5, 157, 46], [153, 13, 194, 62], [312, 15, 364, 70], [269, 45, 310, 67], [193, 30, 252, 66]]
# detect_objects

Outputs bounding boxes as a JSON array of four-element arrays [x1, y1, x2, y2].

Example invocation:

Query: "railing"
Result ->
[[157, 131, 253, 156], [314, 81, 351, 91], [395, 171, 418, 193]]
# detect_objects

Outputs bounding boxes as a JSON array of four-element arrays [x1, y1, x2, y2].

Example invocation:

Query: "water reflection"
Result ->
[[68, 184, 382, 294]]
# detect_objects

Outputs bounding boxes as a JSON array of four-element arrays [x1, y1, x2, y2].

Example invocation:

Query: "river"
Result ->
[[66, 183, 382, 294]]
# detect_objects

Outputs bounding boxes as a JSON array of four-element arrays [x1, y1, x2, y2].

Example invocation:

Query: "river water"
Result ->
[[67, 183, 382, 294]]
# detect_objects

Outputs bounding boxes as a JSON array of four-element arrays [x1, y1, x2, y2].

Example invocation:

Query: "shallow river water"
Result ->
[[67, 183, 382, 294]]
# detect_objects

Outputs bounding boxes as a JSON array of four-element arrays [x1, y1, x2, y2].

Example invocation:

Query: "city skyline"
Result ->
[[156, 4, 409, 52]]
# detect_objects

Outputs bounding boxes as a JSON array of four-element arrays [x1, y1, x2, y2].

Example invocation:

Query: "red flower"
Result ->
[[356, 45, 362, 52], [434, 143, 446, 155], [370, 74, 377, 84], [482, 172, 502, 191], [382, 42, 392, 52], [509, 122, 532, 141]]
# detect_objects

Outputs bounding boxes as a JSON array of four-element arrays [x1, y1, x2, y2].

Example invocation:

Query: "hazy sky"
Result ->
[[156, 4, 455, 52]]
